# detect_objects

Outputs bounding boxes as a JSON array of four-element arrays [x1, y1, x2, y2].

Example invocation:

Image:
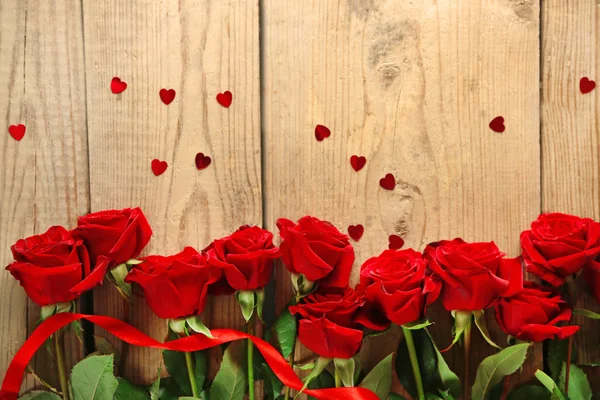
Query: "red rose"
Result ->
[[583, 259, 600, 304], [75, 207, 152, 265], [289, 288, 380, 359], [521, 213, 600, 286], [495, 281, 579, 342], [6, 226, 107, 306], [204, 225, 279, 291], [358, 249, 441, 326], [424, 238, 522, 311], [277, 216, 354, 288], [125, 247, 221, 319]]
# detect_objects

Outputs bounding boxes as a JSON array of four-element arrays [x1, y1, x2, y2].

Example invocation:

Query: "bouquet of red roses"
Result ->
[[2, 210, 600, 400]]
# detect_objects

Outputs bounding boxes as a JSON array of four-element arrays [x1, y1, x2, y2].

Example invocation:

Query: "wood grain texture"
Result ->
[[262, 0, 541, 397], [82, 0, 261, 383], [541, 0, 600, 392], [0, 0, 89, 390]]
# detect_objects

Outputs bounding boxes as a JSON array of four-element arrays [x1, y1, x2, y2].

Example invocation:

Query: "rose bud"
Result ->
[[289, 287, 385, 359], [583, 258, 600, 304], [495, 281, 579, 342], [125, 247, 222, 320], [6, 226, 107, 306], [358, 249, 441, 327], [74, 207, 152, 266], [277, 216, 354, 291], [521, 213, 600, 287], [204, 225, 279, 291], [424, 238, 522, 311]]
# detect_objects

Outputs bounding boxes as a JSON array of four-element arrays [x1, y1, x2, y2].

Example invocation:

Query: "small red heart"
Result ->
[[151, 159, 168, 176], [160, 88, 176, 105], [111, 77, 127, 94], [195, 152, 212, 170], [489, 116, 505, 133], [350, 155, 367, 172], [315, 125, 331, 141], [580, 77, 596, 94], [388, 234, 404, 250], [347, 224, 364, 241], [216, 91, 233, 108], [379, 173, 395, 190], [8, 124, 26, 141]]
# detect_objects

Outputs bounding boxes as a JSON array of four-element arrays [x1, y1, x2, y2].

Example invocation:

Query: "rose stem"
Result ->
[[54, 332, 70, 400], [463, 321, 472, 400], [334, 368, 342, 388], [247, 314, 256, 400], [402, 327, 425, 400], [565, 335, 573, 394], [184, 351, 200, 397]]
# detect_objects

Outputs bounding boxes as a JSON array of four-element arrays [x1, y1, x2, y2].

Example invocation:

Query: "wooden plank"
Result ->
[[541, 0, 600, 392], [0, 0, 89, 390], [82, 0, 261, 383], [262, 0, 541, 396]]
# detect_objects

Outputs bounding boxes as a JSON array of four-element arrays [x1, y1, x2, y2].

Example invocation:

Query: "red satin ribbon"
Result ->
[[0, 313, 378, 400]]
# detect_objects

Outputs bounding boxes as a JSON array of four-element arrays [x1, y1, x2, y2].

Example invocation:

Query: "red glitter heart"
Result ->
[[347, 225, 364, 241], [111, 77, 127, 94], [151, 159, 168, 176], [315, 125, 331, 141], [388, 235, 404, 250], [350, 155, 366, 172], [195, 153, 212, 170], [8, 124, 26, 141], [160, 89, 176, 105], [489, 116, 505, 133], [216, 91, 233, 108], [580, 77, 596, 94], [379, 173, 395, 190]]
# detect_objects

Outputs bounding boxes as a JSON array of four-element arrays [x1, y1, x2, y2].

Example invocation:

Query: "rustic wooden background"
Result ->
[[1, 0, 599, 397]]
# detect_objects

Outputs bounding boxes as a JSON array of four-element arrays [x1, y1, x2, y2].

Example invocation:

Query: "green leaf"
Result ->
[[471, 343, 530, 400], [155, 377, 182, 400], [256, 289, 265, 322], [114, 378, 150, 400], [548, 339, 578, 381], [110, 263, 132, 298], [334, 358, 356, 387], [473, 310, 501, 349], [359, 353, 393, 400], [261, 362, 283, 400], [559, 363, 592, 400], [535, 370, 566, 400], [70, 355, 119, 400], [402, 320, 433, 330], [447, 311, 472, 350], [209, 341, 248, 400], [18, 391, 62, 400], [163, 330, 207, 395], [387, 394, 407, 400], [396, 327, 443, 398], [425, 330, 460, 397], [507, 385, 550, 400], [186, 316, 213, 338], [236, 290, 256, 322], [574, 308, 600, 319], [273, 305, 297, 359], [149, 368, 161, 400]]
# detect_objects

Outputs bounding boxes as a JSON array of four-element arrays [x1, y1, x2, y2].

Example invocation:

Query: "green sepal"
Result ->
[[168, 318, 187, 335], [444, 311, 473, 351], [291, 273, 317, 298], [125, 259, 143, 265], [574, 308, 600, 319], [236, 290, 256, 323], [403, 319, 433, 330], [334, 357, 356, 387], [299, 357, 333, 396], [186, 316, 213, 338], [473, 310, 501, 349], [110, 263, 132, 299]]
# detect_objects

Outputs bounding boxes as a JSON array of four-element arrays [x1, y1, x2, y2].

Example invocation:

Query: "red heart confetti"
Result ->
[[315, 125, 331, 142], [216, 91, 233, 108], [8, 124, 26, 141], [195, 152, 212, 170], [160, 89, 176, 105], [111, 77, 127, 94], [388, 234, 404, 250], [347, 224, 364, 241], [489, 116, 505, 133], [151, 159, 168, 176], [580, 77, 596, 94], [379, 173, 396, 190], [350, 155, 367, 172]]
